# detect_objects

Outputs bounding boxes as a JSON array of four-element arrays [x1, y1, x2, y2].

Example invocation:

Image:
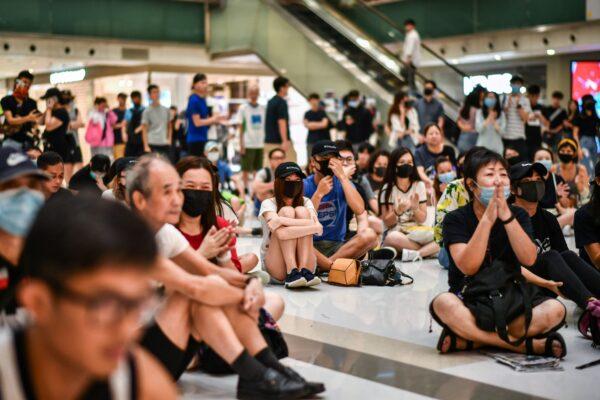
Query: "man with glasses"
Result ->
[[0, 196, 177, 399], [1, 70, 42, 152], [304, 140, 379, 270], [252, 147, 286, 216]]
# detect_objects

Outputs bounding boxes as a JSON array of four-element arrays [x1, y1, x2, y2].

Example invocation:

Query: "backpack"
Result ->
[[578, 299, 600, 347]]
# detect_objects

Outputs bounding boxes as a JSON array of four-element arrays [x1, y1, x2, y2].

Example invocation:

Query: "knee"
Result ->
[[246, 253, 259, 268], [265, 291, 285, 321], [432, 293, 461, 319], [368, 216, 384, 235], [545, 300, 566, 326], [294, 206, 310, 219], [278, 206, 295, 218]]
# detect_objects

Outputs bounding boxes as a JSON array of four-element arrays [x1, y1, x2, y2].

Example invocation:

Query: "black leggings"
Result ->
[[530, 250, 600, 308]]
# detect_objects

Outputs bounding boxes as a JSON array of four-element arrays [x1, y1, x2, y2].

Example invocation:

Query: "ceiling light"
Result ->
[[546, 49, 556, 56], [50, 68, 86, 85], [494, 54, 502, 61]]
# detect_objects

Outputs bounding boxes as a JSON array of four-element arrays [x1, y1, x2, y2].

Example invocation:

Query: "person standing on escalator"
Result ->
[[401, 18, 421, 96]]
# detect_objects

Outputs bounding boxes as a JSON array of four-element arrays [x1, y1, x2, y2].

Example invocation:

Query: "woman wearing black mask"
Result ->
[[259, 162, 323, 289], [367, 149, 390, 193], [174, 156, 259, 274], [378, 148, 439, 261], [552, 138, 590, 208]]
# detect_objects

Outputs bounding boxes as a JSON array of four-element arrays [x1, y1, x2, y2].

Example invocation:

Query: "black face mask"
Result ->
[[374, 167, 386, 178], [396, 164, 413, 178], [506, 156, 521, 166], [584, 101, 596, 111], [517, 180, 545, 202], [404, 100, 414, 108], [283, 180, 303, 198], [423, 88, 434, 96], [558, 153, 575, 163], [317, 159, 333, 176], [182, 189, 212, 217]]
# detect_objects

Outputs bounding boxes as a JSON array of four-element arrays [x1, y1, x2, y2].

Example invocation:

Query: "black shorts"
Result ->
[[46, 136, 71, 162], [187, 141, 207, 156], [139, 322, 202, 380]]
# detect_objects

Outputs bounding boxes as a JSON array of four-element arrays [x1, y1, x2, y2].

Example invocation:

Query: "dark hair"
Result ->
[[131, 90, 142, 99], [90, 154, 111, 174], [581, 94, 599, 118], [274, 176, 304, 212], [387, 91, 406, 128], [308, 93, 320, 100], [368, 149, 390, 175], [268, 147, 286, 159], [37, 151, 63, 170], [378, 147, 420, 215], [433, 155, 454, 199], [20, 195, 157, 283], [527, 84, 541, 96], [193, 73, 207, 83], [463, 149, 508, 199], [117, 92, 127, 99], [273, 77, 289, 93], [459, 89, 481, 120], [591, 174, 600, 226], [348, 89, 360, 98], [334, 139, 355, 158], [424, 80, 437, 89], [423, 122, 441, 137], [510, 75, 524, 85], [357, 142, 375, 155], [404, 18, 416, 26], [482, 91, 502, 118], [17, 70, 34, 81], [503, 146, 520, 158], [93, 97, 107, 106], [552, 91, 564, 100], [57, 90, 71, 105], [147, 84, 159, 94], [175, 156, 222, 235]]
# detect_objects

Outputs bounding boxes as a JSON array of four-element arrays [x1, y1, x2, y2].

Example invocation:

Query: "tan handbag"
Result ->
[[328, 259, 361, 286]]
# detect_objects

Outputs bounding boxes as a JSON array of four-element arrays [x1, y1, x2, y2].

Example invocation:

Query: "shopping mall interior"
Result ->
[[1, 0, 600, 399]]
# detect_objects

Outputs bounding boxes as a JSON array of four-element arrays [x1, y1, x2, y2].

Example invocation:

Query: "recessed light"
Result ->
[[546, 49, 556, 56], [494, 54, 502, 61]]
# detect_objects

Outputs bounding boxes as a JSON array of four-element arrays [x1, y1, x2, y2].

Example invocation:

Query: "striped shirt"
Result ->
[[502, 95, 530, 140]]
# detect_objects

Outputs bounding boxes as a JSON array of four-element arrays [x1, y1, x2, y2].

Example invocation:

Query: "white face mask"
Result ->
[[207, 152, 219, 163]]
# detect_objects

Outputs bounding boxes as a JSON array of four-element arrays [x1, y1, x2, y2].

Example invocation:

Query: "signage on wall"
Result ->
[[49, 69, 86, 85]]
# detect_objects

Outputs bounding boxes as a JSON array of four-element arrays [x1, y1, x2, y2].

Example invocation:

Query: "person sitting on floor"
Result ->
[[252, 147, 286, 217], [68, 154, 110, 196], [379, 147, 439, 261], [102, 156, 137, 203], [365, 149, 389, 193], [36, 151, 72, 199], [433, 155, 457, 203], [430, 149, 567, 358], [303, 140, 378, 271], [551, 138, 590, 208], [574, 161, 600, 269], [260, 161, 323, 288]]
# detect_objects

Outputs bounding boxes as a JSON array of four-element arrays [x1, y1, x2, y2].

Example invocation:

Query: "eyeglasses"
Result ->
[[48, 280, 160, 327], [340, 156, 355, 165]]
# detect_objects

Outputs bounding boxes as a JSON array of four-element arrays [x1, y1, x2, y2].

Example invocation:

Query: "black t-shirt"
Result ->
[[573, 113, 600, 138], [574, 203, 600, 265], [543, 106, 567, 130], [45, 108, 69, 144], [342, 106, 373, 144], [414, 145, 456, 180], [68, 165, 102, 196], [525, 103, 543, 144], [0, 254, 20, 315], [48, 187, 73, 202], [0, 95, 38, 143], [539, 173, 564, 209], [113, 107, 126, 144], [530, 206, 568, 254], [127, 105, 144, 145], [304, 109, 330, 144], [265, 95, 289, 144], [443, 203, 533, 293]]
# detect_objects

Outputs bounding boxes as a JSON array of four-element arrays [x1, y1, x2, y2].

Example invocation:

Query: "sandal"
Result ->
[[436, 327, 474, 354], [525, 332, 567, 359]]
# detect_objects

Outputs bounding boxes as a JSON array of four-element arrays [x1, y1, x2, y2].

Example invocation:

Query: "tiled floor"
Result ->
[[180, 235, 600, 400]]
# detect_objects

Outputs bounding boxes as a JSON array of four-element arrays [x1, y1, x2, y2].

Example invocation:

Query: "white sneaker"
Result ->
[[401, 249, 422, 262], [247, 270, 271, 285]]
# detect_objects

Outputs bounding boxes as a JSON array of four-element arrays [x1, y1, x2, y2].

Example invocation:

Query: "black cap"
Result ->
[[275, 162, 306, 179], [104, 157, 137, 183], [509, 161, 547, 181], [40, 87, 61, 99], [311, 140, 339, 157], [0, 147, 48, 184]]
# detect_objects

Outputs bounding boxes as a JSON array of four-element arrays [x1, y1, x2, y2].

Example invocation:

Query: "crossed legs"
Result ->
[[315, 227, 378, 270], [384, 231, 440, 258]]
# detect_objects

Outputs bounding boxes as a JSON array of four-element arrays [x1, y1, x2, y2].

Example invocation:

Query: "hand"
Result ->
[[544, 280, 564, 297], [329, 158, 346, 180], [495, 185, 512, 221], [143, 145, 151, 153], [216, 268, 247, 288], [198, 226, 231, 259], [409, 193, 420, 211], [489, 109, 498, 119], [281, 140, 291, 152], [342, 163, 356, 179], [556, 182, 569, 198], [28, 110, 41, 121], [482, 193, 498, 225], [395, 198, 411, 215], [267, 215, 282, 232], [243, 278, 265, 320], [315, 176, 333, 197], [122, 132, 128, 143]]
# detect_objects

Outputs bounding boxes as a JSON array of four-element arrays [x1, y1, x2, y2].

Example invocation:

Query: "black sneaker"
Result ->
[[369, 246, 397, 260], [281, 366, 326, 397], [300, 268, 321, 287], [284, 269, 307, 289], [237, 367, 309, 400]]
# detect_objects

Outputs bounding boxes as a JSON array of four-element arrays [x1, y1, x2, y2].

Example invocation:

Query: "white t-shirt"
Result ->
[[402, 29, 421, 67], [258, 197, 316, 264], [380, 181, 426, 226], [155, 224, 189, 259], [503, 95, 531, 140], [238, 102, 266, 149]]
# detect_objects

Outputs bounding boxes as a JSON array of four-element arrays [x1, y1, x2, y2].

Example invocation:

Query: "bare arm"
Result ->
[[355, 211, 369, 231], [585, 243, 600, 269], [192, 113, 215, 127], [141, 124, 149, 149], [44, 112, 63, 131], [3, 109, 36, 126], [380, 203, 397, 228], [167, 119, 173, 143], [278, 119, 288, 142], [172, 247, 247, 288]]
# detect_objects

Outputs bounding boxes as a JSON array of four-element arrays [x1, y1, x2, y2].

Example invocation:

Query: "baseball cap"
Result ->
[[0, 147, 48, 184], [104, 157, 137, 184], [311, 140, 339, 158], [204, 141, 219, 153], [40, 87, 61, 100], [275, 162, 306, 179], [509, 161, 547, 181]]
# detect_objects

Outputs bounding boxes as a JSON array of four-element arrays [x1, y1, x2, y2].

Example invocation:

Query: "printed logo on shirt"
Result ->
[[535, 237, 551, 254], [317, 200, 337, 227]]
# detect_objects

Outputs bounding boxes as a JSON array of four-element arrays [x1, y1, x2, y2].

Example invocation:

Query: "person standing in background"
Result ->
[[40, 88, 71, 164], [265, 77, 296, 165], [303, 93, 331, 158], [524, 84, 548, 160], [64, 90, 84, 182], [239, 85, 266, 196], [124, 90, 145, 157], [501, 75, 530, 160], [416, 80, 445, 132], [342, 90, 373, 152], [456, 90, 481, 153], [1, 70, 41, 152], [401, 19, 421, 95], [85, 97, 116, 160], [170, 105, 186, 163], [543, 91, 567, 150], [141, 84, 171, 159], [573, 94, 600, 176], [186, 73, 224, 157], [112, 92, 128, 160]]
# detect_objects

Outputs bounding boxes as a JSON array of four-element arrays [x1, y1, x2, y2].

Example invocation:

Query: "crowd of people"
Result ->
[[0, 67, 599, 399]]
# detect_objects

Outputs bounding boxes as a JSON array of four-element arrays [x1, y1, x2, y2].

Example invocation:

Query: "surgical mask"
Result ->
[[538, 159, 553, 171], [0, 188, 45, 237], [348, 100, 359, 108], [516, 180, 545, 203], [182, 189, 212, 217], [511, 84, 521, 94], [318, 159, 333, 176], [483, 97, 496, 108], [474, 182, 510, 207], [374, 167, 386, 178], [423, 88, 434, 96], [396, 164, 413, 178], [283, 181, 303, 198], [558, 153, 575, 163], [438, 171, 456, 184], [207, 152, 219, 163]]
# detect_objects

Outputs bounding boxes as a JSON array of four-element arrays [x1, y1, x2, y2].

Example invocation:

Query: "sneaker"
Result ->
[[401, 249, 422, 262], [281, 366, 326, 397], [247, 269, 270, 286], [369, 246, 397, 260], [284, 269, 307, 288], [300, 268, 322, 287], [237, 367, 309, 400]]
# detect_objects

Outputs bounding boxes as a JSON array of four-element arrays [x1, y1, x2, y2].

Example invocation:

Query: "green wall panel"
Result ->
[[0, 0, 205, 43]]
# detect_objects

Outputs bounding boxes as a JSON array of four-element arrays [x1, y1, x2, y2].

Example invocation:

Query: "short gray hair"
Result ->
[[126, 154, 170, 206]]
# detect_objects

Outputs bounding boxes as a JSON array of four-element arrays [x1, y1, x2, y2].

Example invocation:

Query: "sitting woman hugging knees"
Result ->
[[260, 162, 323, 289], [430, 149, 567, 358]]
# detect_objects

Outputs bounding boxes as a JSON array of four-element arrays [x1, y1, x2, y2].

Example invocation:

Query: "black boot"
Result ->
[[280, 366, 326, 397], [236, 367, 309, 400]]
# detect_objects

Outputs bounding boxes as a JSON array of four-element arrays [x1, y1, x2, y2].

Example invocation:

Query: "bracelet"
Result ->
[[500, 213, 515, 225]]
